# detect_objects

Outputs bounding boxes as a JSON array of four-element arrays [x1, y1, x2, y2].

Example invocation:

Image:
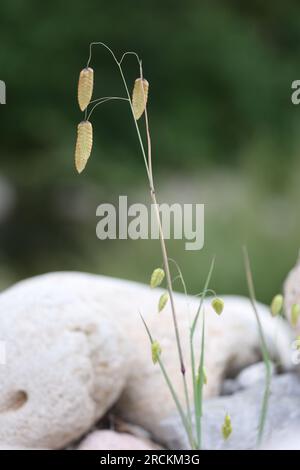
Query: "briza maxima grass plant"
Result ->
[[74, 42, 282, 449]]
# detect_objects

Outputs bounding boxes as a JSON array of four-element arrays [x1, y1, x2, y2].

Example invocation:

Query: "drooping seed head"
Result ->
[[158, 292, 169, 312], [211, 297, 224, 315], [270, 294, 283, 317], [75, 120, 93, 174], [78, 67, 94, 111], [132, 78, 149, 120], [151, 340, 162, 365], [222, 414, 232, 440], [150, 268, 165, 288], [291, 303, 300, 327]]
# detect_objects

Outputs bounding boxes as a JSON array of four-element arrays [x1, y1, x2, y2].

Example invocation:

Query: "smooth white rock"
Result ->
[[222, 361, 275, 395], [0, 272, 293, 449], [77, 430, 160, 450]]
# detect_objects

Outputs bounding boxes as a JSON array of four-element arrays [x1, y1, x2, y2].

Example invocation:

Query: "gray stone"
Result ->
[[236, 361, 275, 389], [161, 373, 300, 450], [222, 362, 275, 396]]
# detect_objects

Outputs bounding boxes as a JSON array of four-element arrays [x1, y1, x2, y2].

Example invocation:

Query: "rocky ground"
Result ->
[[0, 268, 299, 450]]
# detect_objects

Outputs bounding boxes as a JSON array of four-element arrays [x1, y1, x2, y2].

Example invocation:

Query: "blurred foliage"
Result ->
[[0, 0, 300, 302]]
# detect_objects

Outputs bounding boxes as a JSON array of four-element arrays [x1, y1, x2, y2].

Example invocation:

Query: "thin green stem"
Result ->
[[87, 42, 119, 68], [118, 56, 188, 379], [142, 98, 192, 435], [168, 258, 193, 326], [190, 257, 215, 449], [117, 62, 151, 181], [139, 313, 195, 449], [118, 52, 191, 433], [242, 246, 272, 447], [136, 58, 193, 442], [191, 257, 215, 337], [87, 97, 129, 120], [158, 358, 196, 449], [168, 258, 188, 298], [194, 289, 216, 298], [119, 51, 141, 65], [196, 309, 206, 448]]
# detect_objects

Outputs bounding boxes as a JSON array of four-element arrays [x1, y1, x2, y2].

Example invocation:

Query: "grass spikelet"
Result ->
[[291, 303, 300, 327], [270, 294, 283, 317], [150, 268, 165, 288], [222, 414, 232, 440], [75, 120, 93, 174], [132, 78, 149, 120], [151, 340, 162, 364], [158, 292, 169, 312], [78, 67, 94, 111], [211, 297, 224, 315]]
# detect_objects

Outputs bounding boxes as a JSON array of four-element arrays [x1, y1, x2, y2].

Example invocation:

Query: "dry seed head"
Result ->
[[132, 78, 149, 120], [75, 120, 93, 174], [78, 67, 94, 111]]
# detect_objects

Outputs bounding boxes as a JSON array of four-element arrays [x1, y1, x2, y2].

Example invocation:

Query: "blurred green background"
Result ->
[[0, 0, 300, 303]]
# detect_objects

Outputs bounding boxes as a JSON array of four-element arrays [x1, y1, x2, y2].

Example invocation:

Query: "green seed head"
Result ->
[[150, 268, 165, 288], [211, 298, 224, 315], [203, 367, 207, 385], [270, 294, 283, 316], [291, 303, 300, 327], [158, 292, 169, 312], [151, 340, 162, 364], [196, 366, 207, 386], [222, 414, 232, 440]]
